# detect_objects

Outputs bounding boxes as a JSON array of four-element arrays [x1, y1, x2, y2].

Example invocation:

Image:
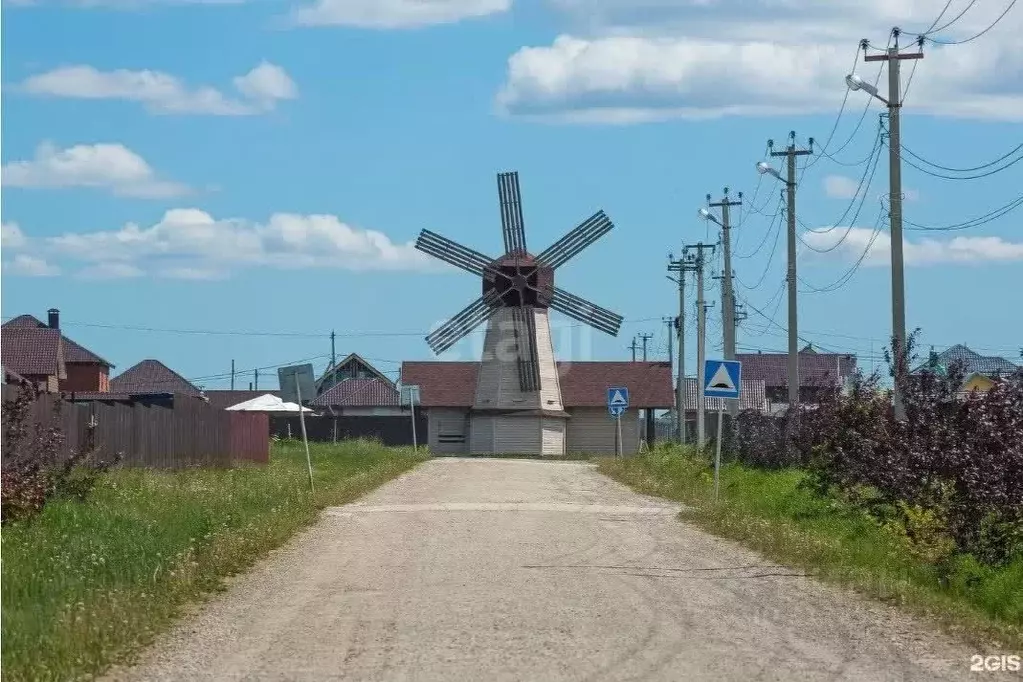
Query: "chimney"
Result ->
[[47, 308, 60, 330]]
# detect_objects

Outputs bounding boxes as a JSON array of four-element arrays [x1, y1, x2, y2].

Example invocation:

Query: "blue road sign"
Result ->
[[607, 386, 629, 417], [704, 360, 742, 399]]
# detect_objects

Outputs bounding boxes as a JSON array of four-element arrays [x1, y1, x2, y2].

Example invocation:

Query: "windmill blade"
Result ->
[[511, 307, 541, 393], [497, 172, 528, 255], [417, 230, 497, 279], [535, 211, 614, 270], [426, 291, 503, 355], [550, 286, 623, 337]]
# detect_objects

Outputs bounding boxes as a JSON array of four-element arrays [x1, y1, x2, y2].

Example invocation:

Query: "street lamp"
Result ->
[[755, 160, 784, 183], [697, 207, 720, 225], [845, 73, 888, 104]]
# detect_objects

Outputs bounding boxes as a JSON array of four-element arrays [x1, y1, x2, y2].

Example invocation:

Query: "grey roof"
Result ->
[[913, 344, 1018, 377]]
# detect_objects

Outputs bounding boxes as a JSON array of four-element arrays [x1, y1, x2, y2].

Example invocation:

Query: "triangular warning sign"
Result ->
[[609, 390, 627, 406], [708, 364, 735, 391]]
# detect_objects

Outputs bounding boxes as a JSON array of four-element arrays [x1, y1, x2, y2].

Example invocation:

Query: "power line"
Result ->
[[887, 138, 1023, 180], [913, 0, 1017, 44], [904, 192, 1023, 231], [900, 142, 1023, 174], [798, 208, 887, 294]]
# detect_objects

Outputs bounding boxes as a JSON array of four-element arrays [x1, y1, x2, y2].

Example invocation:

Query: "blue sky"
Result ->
[[2, 0, 1021, 390]]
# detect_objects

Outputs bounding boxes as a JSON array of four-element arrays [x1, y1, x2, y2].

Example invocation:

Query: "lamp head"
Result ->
[[698, 208, 712, 220], [756, 161, 772, 175]]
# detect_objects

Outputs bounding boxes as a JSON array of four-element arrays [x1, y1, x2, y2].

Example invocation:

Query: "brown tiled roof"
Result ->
[[736, 351, 856, 389], [110, 359, 200, 396], [1, 326, 63, 376], [2, 314, 113, 367], [400, 361, 675, 408], [311, 378, 399, 407], [681, 378, 768, 411], [204, 390, 281, 410]]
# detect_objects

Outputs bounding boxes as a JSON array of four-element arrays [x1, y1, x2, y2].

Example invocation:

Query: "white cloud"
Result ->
[[1, 222, 27, 249], [21, 62, 298, 116], [800, 227, 1023, 266], [2, 142, 189, 198], [25, 208, 436, 279], [497, 0, 1023, 122], [823, 175, 860, 199], [291, 0, 509, 28], [78, 262, 145, 279], [232, 61, 298, 102], [4, 254, 61, 277]]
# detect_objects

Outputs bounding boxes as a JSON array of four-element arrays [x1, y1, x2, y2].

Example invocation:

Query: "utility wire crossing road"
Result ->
[[106, 459, 990, 682]]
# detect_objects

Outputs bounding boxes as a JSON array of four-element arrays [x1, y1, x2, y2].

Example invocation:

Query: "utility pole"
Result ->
[[669, 253, 699, 443], [685, 242, 715, 449], [230, 359, 235, 391], [628, 337, 639, 362], [767, 131, 813, 411], [662, 318, 675, 366], [854, 31, 923, 421], [704, 189, 742, 363], [638, 333, 653, 362], [330, 330, 337, 371], [254, 368, 259, 391]]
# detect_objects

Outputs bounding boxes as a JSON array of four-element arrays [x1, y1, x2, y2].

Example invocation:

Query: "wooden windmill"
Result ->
[[415, 171, 623, 454]]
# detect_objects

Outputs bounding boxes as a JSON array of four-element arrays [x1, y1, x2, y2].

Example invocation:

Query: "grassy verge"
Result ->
[[1, 440, 426, 682], [599, 448, 1023, 650]]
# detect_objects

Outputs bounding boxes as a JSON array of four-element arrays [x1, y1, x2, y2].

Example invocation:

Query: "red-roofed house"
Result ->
[[400, 361, 674, 455], [109, 359, 202, 396], [311, 378, 402, 415], [1, 326, 65, 392], [2, 309, 114, 392], [737, 345, 857, 406]]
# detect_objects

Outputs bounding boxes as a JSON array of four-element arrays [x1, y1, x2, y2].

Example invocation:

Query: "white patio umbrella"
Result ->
[[225, 393, 315, 416]]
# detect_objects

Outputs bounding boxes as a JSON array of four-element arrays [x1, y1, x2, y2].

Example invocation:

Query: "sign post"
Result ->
[[400, 383, 420, 452], [607, 387, 630, 458], [278, 363, 317, 493], [703, 359, 742, 503]]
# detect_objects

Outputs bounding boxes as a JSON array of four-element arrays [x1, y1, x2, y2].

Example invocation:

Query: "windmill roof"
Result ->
[[400, 361, 674, 408]]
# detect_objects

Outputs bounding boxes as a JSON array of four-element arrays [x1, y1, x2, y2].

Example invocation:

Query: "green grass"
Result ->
[[1, 440, 426, 682], [599, 447, 1023, 651]]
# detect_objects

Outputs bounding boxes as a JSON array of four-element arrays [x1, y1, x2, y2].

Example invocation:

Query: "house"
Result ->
[[317, 353, 395, 395], [1, 309, 114, 392], [109, 359, 202, 396], [399, 361, 674, 456], [311, 378, 402, 415], [911, 344, 1019, 396], [1, 325, 65, 392], [737, 345, 857, 406]]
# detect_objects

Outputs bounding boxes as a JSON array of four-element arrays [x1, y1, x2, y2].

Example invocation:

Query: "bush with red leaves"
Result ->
[[1, 384, 119, 524], [730, 331, 1023, 565]]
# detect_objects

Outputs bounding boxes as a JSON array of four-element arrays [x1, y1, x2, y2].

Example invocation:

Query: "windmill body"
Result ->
[[415, 172, 623, 455]]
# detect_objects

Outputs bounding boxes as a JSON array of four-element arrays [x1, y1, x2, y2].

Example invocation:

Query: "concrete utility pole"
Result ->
[[629, 337, 639, 362], [703, 190, 742, 363], [254, 368, 259, 391], [330, 330, 337, 372], [639, 333, 653, 362], [668, 254, 698, 443], [766, 131, 814, 411], [230, 359, 235, 391], [851, 30, 923, 421], [663, 317, 676, 366], [685, 242, 715, 450]]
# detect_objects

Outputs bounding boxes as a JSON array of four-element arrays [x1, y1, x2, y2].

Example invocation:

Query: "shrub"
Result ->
[[1, 384, 119, 524]]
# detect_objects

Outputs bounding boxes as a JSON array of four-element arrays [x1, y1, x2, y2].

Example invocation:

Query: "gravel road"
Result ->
[[103, 458, 1002, 681]]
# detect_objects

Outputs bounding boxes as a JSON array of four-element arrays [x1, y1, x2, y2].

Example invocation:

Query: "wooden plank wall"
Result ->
[[1, 385, 268, 468]]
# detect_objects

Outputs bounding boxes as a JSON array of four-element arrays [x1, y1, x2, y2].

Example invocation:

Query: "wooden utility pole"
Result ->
[[662, 317, 676, 366], [628, 337, 639, 361], [230, 359, 235, 391], [669, 253, 700, 443]]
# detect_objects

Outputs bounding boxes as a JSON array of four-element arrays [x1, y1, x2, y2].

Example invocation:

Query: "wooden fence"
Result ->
[[1, 385, 269, 468], [270, 413, 427, 447]]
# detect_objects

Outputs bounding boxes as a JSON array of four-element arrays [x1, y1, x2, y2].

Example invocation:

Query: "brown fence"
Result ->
[[1, 385, 269, 468], [270, 413, 427, 447]]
